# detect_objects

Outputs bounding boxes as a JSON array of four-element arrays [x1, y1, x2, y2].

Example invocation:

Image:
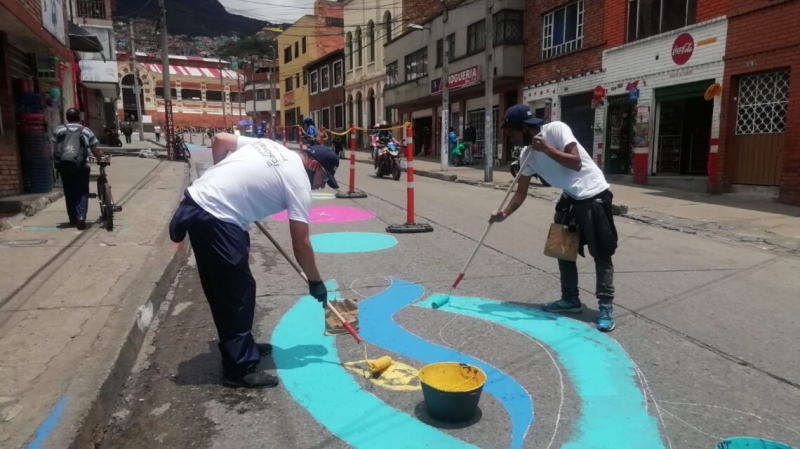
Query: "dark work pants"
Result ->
[[554, 200, 615, 305], [169, 192, 260, 374], [59, 166, 90, 222]]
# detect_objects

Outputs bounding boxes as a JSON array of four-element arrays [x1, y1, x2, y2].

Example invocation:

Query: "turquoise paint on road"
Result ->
[[310, 232, 397, 253], [716, 437, 796, 449], [272, 280, 477, 449], [27, 396, 68, 449], [416, 294, 665, 449]]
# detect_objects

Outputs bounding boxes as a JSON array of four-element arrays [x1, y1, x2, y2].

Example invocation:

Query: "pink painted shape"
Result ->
[[271, 205, 376, 223]]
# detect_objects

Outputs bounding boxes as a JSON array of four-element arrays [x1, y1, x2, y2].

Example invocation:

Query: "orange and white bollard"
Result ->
[[386, 122, 433, 234], [335, 125, 367, 199]]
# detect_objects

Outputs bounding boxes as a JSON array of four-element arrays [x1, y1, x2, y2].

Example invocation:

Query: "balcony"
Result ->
[[76, 0, 107, 19]]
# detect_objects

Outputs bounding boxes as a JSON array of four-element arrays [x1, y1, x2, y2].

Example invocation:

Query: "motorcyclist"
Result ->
[[372, 121, 399, 171], [303, 117, 318, 146]]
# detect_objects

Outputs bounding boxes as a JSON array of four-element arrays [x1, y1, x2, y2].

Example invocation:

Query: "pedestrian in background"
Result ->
[[154, 125, 162, 142], [489, 104, 619, 332]]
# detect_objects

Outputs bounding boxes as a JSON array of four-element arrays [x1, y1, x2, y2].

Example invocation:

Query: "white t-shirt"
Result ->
[[187, 136, 311, 229], [520, 121, 609, 200]]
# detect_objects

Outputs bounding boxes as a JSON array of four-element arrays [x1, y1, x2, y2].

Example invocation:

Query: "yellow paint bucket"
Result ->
[[418, 362, 487, 423]]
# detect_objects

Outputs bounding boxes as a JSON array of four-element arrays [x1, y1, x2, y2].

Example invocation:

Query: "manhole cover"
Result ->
[[0, 239, 48, 246]]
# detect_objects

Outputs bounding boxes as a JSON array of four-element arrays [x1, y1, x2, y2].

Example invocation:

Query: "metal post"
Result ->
[[130, 20, 144, 141], [219, 57, 227, 129], [440, 0, 450, 171], [270, 64, 277, 139], [237, 62, 242, 120], [158, 0, 175, 160], [483, 0, 494, 182]]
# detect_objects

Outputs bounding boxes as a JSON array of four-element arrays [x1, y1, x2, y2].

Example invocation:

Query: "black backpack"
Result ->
[[53, 125, 87, 171]]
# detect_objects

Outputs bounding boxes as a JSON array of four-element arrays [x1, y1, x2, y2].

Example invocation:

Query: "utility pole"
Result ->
[[129, 20, 144, 141], [158, 0, 175, 160], [219, 57, 227, 129], [269, 48, 276, 139], [483, 0, 494, 182], [440, 0, 449, 171], [234, 60, 242, 121]]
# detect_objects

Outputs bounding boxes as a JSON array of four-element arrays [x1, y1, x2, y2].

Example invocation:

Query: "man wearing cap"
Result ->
[[169, 133, 340, 388], [489, 104, 619, 332]]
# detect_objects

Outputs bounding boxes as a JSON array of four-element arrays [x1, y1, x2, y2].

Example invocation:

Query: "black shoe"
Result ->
[[223, 366, 279, 389], [77, 219, 87, 230], [257, 343, 272, 356]]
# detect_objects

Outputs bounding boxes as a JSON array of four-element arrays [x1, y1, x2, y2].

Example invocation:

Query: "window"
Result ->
[[384, 11, 392, 43], [284, 46, 292, 63], [404, 48, 427, 82], [302, 37, 306, 53], [368, 21, 375, 63], [542, 1, 584, 59], [157, 87, 177, 99], [321, 66, 330, 91], [310, 70, 319, 94], [467, 20, 486, 54], [736, 70, 790, 135], [322, 107, 331, 129], [302, 71, 307, 85], [326, 17, 344, 27], [347, 32, 353, 70], [386, 61, 398, 86], [256, 89, 267, 100], [436, 34, 455, 67], [285, 77, 293, 92], [294, 42, 299, 58], [355, 27, 363, 67], [180, 89, 201, 100], [627, 0, 696, 42], [494, 10, 524, 45], [206, 91, 223, 102], [334, 103, 345, 129], [229, 92, 241, 102], [333, 60, 343, 86]]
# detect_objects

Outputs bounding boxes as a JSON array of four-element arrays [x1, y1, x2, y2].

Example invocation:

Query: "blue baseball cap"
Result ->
[[503, 104, 544, 127], [305, 145, 340, 189]]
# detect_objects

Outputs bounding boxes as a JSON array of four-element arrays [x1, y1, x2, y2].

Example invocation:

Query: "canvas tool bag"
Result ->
[[543, 222, 580, 262]]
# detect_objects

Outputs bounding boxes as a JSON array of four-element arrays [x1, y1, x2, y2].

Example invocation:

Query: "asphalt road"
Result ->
[[97, 146, 800, 449]]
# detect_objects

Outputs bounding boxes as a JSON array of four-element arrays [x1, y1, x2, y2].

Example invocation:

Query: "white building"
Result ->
[[343, 0, 403, 148]]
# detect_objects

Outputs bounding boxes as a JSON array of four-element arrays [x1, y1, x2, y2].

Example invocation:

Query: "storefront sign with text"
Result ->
[[430, 66, 481, 95]]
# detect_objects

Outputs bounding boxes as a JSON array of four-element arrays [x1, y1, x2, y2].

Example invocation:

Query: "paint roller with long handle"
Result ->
[[432, 146, 537, 309], [254, 222, 391, 373]]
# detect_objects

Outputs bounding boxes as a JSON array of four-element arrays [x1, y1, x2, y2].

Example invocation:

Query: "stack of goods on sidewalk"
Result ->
[[15, 80, 54, 193]]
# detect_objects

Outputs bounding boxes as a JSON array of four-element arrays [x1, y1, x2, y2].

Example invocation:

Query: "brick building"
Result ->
[[117, 52, 243, 129], [716, 0, 799, 205], [306, 49, 346, 135], [1, 0, 76, 197], [279, 0, 344, 142], [243, 60, 281, 134]]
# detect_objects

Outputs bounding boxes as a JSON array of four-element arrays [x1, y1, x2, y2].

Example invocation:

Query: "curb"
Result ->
[[54, 164, 193, 449]]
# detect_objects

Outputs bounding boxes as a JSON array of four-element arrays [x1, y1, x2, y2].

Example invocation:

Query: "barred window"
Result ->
[[494, 10, 523, 45], [467, 20, 486, 54], [736, 71, 790, 135], [386, 61, 399, 86], [542, 1, 584, 59], [404, 48, 427, 82]]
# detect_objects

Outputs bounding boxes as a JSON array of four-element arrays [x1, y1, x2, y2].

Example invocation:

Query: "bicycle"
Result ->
[[88, 157, 122, 231]]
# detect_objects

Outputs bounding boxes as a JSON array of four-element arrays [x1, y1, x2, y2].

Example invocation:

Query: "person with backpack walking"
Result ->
[[52, 108, 105, 230]]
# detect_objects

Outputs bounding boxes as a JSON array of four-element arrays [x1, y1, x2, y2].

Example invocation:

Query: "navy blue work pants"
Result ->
[[169, 192, 260, 374], [59, 166, 90, 222]]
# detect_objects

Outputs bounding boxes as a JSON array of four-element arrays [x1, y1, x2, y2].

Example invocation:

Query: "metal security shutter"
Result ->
[[559, 92, 595, 156], [7, 44, 34, 79]]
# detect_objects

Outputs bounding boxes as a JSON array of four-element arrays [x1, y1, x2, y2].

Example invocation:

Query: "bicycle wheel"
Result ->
[[103, 183, 114, 231]]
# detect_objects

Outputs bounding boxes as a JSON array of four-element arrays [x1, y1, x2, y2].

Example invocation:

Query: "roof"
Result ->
[[116, 50, 232, 64], [303, 49, 345, 71]]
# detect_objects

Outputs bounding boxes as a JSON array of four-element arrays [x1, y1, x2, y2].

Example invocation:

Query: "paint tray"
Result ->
[[324, 298, 360, 336]]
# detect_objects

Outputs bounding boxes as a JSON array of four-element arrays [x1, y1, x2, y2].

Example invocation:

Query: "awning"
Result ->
[[147, 63, 242, 80], [69, 23, 103, 53]]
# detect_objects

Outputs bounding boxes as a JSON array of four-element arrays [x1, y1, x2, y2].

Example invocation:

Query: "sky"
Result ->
[[220, 0, 317, 24]]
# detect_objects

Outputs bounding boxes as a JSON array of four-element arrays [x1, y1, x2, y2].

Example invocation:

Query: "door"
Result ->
[[605, 97, 634, 175], [559, 92, 595, 157], [729, 70, 789, 185]]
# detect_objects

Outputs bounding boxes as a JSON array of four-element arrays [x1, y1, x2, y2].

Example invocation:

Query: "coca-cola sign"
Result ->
[[671, 33, 694, 65]]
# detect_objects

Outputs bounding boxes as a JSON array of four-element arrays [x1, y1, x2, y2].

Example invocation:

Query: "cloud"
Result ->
[[220, 0, 316, 23]]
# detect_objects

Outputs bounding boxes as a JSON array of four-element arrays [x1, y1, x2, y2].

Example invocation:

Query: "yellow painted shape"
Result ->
[[343, 359, 421, 391], [418, 362, 487, 393]]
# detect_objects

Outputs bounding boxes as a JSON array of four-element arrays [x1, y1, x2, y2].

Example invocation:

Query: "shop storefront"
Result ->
[[599, 18, 727, 186]]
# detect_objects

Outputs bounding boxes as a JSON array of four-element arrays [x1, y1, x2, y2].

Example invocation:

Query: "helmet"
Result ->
[[304, 117, 314, 124], [374, 122, 382, 129], [380, 120, 388, 128]]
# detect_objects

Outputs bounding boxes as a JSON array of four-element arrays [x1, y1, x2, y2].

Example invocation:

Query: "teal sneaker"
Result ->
[[597, 304, 615, 332], [541, 299, 583, 313]]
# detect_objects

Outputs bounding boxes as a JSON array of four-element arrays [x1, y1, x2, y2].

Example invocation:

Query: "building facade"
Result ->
[[343, 0, 402, 148], [383, 0, 526, 163], [716, 0, 799, 204], [279, 0, 343, 142], [1, 0, 76, 197], [243, 60, 281, 132], [306, 49, 346, 134], [116, 52, 242, 129]]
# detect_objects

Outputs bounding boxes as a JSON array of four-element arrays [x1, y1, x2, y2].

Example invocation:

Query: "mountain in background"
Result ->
[[115, 0, 276, 37]]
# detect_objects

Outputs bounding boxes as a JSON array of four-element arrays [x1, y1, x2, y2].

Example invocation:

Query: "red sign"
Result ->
[[672, 33, 694, 65], [431, 66, 481, 95], [592, 85, 606, 101], [284, 90, 295, 106]]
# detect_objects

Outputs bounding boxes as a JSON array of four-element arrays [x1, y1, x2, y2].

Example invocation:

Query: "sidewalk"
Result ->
[[342, 148, 800, 253], [0, 156, 190, 448]]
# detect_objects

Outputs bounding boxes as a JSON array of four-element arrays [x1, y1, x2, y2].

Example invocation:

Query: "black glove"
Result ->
[[309, 280, 327, 308], [489, 211, 505, 223]]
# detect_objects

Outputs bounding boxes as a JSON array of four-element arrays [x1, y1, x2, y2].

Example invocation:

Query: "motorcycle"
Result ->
[[375, 141, 402, 181], [105, 128, 123, 147], [173, 134, 191, 161], [509, 146, 550, 187]]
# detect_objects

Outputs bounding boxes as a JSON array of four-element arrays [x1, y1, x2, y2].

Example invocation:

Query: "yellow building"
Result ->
[[278, 0, 343, 140]]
